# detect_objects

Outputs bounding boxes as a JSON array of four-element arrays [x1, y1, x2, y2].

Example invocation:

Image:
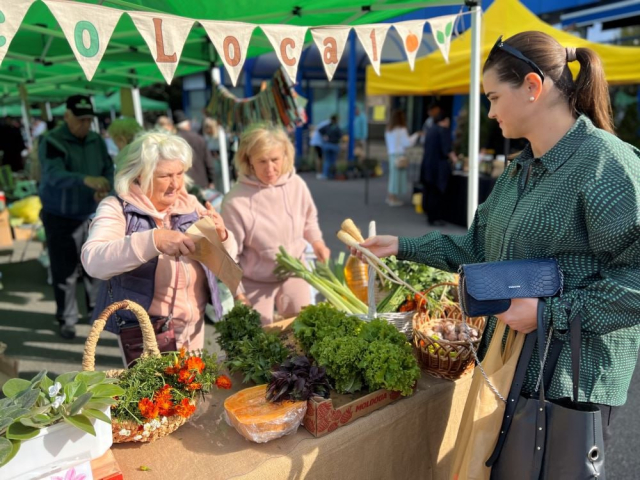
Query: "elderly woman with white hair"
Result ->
[[81, 131, 237, 359], [222, 124, 330, 325]]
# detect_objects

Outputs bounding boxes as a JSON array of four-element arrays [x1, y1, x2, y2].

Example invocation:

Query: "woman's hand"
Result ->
[[153, 229, 196, 256], [495, 298, 539, 333], [234, 293, 251, 306], [201, 201, 228, 241], [349, 235, 399, 260], [312, 240, 331, 263]]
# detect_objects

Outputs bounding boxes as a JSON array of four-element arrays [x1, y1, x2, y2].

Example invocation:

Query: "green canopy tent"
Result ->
[[47, 93, 168, 116]]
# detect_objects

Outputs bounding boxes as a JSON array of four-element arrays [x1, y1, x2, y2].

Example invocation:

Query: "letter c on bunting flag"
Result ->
[[44, 0, 122, 81], [200, 20, 255, 87], [261, 24, 307, 83]]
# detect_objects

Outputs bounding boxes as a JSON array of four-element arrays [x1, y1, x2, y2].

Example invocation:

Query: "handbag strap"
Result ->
[[571, 313, 582, 402]]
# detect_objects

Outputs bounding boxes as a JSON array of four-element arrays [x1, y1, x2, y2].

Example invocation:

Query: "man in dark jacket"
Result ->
[[39, 95, 113, 339], [173, 110, 216, 190]]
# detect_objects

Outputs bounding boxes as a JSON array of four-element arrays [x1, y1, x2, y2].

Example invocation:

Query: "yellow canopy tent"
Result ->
[[366, 0, 640, 95]]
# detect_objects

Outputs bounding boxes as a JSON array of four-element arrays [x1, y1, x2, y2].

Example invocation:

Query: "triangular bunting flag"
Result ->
[[310, 26, 351, 82], [200, 20, 255, 87], [353, 24, 390, 76], [128, 11, 193, 84], [393, 20, 426, 71], [0, 0, 36, 68], [428, 14, 458, 64], [43, 0, 122, 81], [261, 24, 307, 84]]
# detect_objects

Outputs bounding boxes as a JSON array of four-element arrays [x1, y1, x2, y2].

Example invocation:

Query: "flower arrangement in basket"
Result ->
[[413, 282, 486, 380], [82, 300, 232, 444]]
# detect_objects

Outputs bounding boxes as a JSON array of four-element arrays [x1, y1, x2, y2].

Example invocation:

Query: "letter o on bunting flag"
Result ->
[[310, 26, 351, 82], [428, 14, 458, 64], [0, 0, 36, 67], [44, 0, 122, 81], [353, 24, 390, 77], [129, 11, 194, 84], [200, 20, 255, 87], [393, 19, 426, 72], [261, 24, 307, 84]]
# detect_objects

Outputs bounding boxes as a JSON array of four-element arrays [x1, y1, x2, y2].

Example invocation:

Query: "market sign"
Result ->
[[0, 0, 459, 85]]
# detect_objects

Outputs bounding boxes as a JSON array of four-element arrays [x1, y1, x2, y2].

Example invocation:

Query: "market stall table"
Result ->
[[111, 371, 472, 479]]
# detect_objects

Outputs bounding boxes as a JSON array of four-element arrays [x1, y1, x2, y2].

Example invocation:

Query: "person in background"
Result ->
[[384, 109, 418, 207], [82, 131, 236, 356], [310, 118, 331, 179], [222, 124, 330, 324], [0, 118, 27, 172], [203, 117, 224, 189], [31, 117, 48, 139], [107, 117, 143, 170], [173, 110, 216, 191], [319, 115, 342, 180], [155, 115, 175, 134], [353, 106, 369, 160], [419, 100, 443, 145], [38, 95, 113, 340], [421, 114, 457, 226]]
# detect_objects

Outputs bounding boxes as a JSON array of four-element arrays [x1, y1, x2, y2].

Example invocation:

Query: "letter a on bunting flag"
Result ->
[[200, 20, 255, 87], [44, 0, 123, 81], [353, 24, 390, 76], [0, 0, 36, 68], [310, 26, 350, 82], [129, 11, 194, 84], [261, 25, 307, 84]]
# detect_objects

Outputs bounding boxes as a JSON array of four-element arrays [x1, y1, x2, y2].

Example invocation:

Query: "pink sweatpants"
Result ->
[[243, 277, 311, 325]]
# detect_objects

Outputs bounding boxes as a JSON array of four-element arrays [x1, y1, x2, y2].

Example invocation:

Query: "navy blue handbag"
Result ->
[[458, 259, 563, 318]]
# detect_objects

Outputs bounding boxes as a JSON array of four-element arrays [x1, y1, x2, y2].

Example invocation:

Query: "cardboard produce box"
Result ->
[[264, 315, 411, 438]]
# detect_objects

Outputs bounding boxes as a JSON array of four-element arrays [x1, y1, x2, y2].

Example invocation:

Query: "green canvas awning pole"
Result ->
[[132, 87, 143, 126], [467, 1, 482, 228], [212, 67, 230, 194]]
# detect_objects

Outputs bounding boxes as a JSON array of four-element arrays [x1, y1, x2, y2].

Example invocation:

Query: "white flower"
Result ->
[[48, 382, 62, 398], [133, 435, 143, 441], [118, 429, 131, 436], [51, 394, 66, 409], [142, 430, 150, 437], [161, 416, 168, 425], [149, 419, 161, 430]]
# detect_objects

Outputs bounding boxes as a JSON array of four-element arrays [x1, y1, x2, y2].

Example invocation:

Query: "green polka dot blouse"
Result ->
[[399, 115, 640, 406]]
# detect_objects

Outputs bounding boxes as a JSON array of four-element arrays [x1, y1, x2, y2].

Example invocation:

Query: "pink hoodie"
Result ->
[[81, 185, 238, 350], [221, 172, 323, 293]]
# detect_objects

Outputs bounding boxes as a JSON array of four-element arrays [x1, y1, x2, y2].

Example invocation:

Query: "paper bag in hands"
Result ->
[[186, 217, 243, 294]]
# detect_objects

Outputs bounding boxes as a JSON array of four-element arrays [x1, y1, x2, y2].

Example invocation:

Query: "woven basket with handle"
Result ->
[[82, 300, 192, 443], [412, 282, 485, 380]]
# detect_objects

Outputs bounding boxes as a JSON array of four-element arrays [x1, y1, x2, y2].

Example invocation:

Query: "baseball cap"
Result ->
[[66, 95, 95, 118]]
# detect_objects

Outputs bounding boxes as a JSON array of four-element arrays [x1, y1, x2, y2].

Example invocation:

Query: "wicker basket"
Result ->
[[412, 283, 485, 380], [82, 300, 193, 443], [357, 310, 415, 339]]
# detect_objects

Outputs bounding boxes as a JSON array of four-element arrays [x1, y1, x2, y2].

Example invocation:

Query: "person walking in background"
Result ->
[[107, 117, 143, 170], [174, 110, 216, 191], [353, 106, 368, 160], [385, 110, 418, 207], [38, 95, 113, 340], [310, 118, 331, 179], [202, 117, 224, 189], [421, 114, 457, 226], [319, 115, 342, 180]]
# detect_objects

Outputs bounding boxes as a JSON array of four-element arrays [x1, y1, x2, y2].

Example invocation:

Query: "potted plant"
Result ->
[[0, 370, 124, 479]]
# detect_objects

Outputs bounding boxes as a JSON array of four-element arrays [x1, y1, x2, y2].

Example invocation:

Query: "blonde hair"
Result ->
[[115, 131, 193, 196], [107, 117, 143, 145], [235, 124, 295, 177]]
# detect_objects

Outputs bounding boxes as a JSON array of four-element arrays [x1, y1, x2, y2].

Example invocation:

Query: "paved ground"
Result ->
[[0, 170, 637, 477]]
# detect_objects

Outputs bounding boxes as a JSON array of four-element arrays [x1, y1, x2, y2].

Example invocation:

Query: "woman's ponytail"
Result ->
[[571, 48, 614, 133]]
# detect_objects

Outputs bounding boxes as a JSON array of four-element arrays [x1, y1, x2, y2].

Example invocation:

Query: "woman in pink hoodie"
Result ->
[[222, 125, 330, 324], [82, 131, 237, 359]]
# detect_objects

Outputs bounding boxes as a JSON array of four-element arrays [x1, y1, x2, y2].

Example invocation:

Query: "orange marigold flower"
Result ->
[[153, 386, 174, 416], [177, 368, 195, 384], [175, 398, 196, 418], [215, 375, 232, 390], [186, 356, 205, 374], [138, 398, 159, 419], [187, 382, 202, 391], [179, 346, 187, 359]]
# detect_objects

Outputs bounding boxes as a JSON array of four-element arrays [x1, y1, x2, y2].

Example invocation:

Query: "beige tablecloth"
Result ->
[[112, 372, 472, 480]]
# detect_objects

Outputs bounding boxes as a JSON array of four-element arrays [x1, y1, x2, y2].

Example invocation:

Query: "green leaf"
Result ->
[[3, 407, 30, 421], [40, 374, 54, 392], [2, 379, 31, 398], [6, 421, 40, 440], [85, 398, 117, 410], [74, 381, 88, 398], [29, 371, 47, 389], [69, 392, 93, 416], [63, 414, 96, 436], [88, 384, 125, 398], [0, 417, 13, 433], [16, 389, 39, 410], [101, 377, 120, 384], [76, 371, 107, 386], [64, 382, 80, 402], [0, 437, 20, 467], [19, 417, 47, 429], [445, 21, 453, 37], [82, 408, 111, 424], [55, 371, 78, 386], [32, 414, 51, 423], [436, 30, 446, 45]]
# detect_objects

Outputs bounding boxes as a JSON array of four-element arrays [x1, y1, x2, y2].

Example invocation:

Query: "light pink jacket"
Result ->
[[221, 172, 323, 293], [81, 185, 238, 350]]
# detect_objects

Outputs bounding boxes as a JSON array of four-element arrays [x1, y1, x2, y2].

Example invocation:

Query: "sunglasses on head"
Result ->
[[488, 35, 545, 84]]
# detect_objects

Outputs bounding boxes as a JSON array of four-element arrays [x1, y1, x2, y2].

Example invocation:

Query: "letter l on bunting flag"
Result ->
[[353, 24, 390, 76]]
